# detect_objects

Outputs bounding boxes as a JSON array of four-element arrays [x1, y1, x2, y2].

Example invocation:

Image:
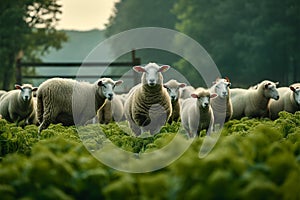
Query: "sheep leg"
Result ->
[[38, 109, 55, 134]]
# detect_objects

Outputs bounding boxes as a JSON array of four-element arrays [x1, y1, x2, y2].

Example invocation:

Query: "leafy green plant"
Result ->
[[0, 111, 299, 199]]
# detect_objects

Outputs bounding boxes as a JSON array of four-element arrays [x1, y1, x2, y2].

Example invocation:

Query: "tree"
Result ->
[[105, 0, 179, 65], [0, 0, 67, 90], [173, 0, 300, 86]]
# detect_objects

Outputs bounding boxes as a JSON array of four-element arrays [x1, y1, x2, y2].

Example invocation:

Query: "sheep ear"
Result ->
[[290, 86, 296, 92], [191, 93, 198, 98], [227, 82, 231, 87], [115, 80, 123, 86], [179, 83, 186, 88], [210, 93, 218, 99], [32, 87, 38, 92], [225, 77, 230, 83], [133, 66, 146, 73], [15, 84, 22, 90], [97, 80, 103, 86], [158, 65, 170, 73], [163, 84, 167, 88], [275, 82, 279, 86], [264, 82, 271, 89]]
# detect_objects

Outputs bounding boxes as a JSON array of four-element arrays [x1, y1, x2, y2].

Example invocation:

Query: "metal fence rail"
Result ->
[[16, 50, 141, 92]]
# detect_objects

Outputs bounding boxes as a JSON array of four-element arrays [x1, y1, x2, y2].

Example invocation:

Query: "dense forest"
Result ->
[[106, 0, 300, 87], [1, 0, 299, 89]]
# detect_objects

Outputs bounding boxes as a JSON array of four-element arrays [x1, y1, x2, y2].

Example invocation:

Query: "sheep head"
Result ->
[[97, 78, 123, 101], [212, 77, 231, 99], [133, 62, 170, 87], [15, 84, 38, 102], [290, 84, 300, 105], [191, 88, 217, 109], [262, 81, 279, 100], [163, 79, 186, 101]]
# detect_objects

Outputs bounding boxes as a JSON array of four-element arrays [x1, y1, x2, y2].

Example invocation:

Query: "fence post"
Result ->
[[16, 58, 22, 84]]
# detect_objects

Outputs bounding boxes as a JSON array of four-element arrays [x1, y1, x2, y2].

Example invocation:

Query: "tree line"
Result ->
[[105, 0, 300, 87], [1, 0, 299, 89]]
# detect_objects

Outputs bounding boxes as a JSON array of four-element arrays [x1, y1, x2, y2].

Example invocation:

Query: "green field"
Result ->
[[0, 112, 300, 199]]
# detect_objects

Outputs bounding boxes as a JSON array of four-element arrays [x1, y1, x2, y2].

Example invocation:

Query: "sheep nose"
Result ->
[[275, 95, 279, 100], [24, 96, 29, 101], [222, 91, 228, 96], [171, 95, 176, 101], [204, 102, 209, 107], [149, 79, 155, 86], [108, 93, 113, 100]]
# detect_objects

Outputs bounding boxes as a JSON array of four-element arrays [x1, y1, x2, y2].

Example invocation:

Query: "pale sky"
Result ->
[[56, 0, 119, 31]]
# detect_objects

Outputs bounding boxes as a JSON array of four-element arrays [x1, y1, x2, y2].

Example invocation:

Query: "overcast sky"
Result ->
[[56, 0, 119, 31]]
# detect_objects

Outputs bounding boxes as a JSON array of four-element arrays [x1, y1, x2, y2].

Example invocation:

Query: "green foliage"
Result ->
[[0, 0, 67, 89], [173, 0, 300, 86], [0, 112, 300, 199]]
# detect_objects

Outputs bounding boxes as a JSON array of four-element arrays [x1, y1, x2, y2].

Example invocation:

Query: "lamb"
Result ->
[[163, 79, 186, 123], [37, 77, 123, 134], [209, 77, 233, 128], [124, 62, 172, 136], [97, 94, 125, 124], [230, 80, 280, 119], [0, 84, 38, 125], [180, 87, 217, 137], [268, 83, 300, 120]]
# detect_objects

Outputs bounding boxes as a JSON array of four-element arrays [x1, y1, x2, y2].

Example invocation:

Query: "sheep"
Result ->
[[0, 84, 38, 125], [37, 77, 123, 134], [124, 62, 172, 136], [209, 77, 233, 128], [230, 80, 280, 119], [163, 79, 186, 123], [268, 83, 300, 120], [0, 90, 7, 98], [97, 94, 125, 124], [180, 87, 217, 137]]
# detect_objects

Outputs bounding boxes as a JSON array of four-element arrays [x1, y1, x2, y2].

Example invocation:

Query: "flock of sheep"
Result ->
[[0, 62, 299, 138]]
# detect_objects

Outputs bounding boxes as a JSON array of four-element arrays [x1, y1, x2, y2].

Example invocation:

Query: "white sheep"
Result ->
[[124, 62, 172, 136], [209, 77, 233, 128], [97, 94, 125, 124], [230, 80, 279, 119], [163, 79, 186, 123], [268, 83, 300, 120], [180, 87, 217, 137], [0, 84, 38, 125], [37, 77, 123, 134]]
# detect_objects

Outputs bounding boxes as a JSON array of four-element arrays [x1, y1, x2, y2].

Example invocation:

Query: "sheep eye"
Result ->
[[102, 84, 107, 88]]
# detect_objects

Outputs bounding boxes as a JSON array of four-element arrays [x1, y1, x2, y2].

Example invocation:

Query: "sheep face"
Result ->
[[213, 78, 231, 99], [264, 82, 279, 100], [164, 80, 186, 101], [15, 84, 37, 102], [191, 91, 217, 109], [290, 86, 300, 105], [133, 63, 170, 87], [97, 79, 123, 101]]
